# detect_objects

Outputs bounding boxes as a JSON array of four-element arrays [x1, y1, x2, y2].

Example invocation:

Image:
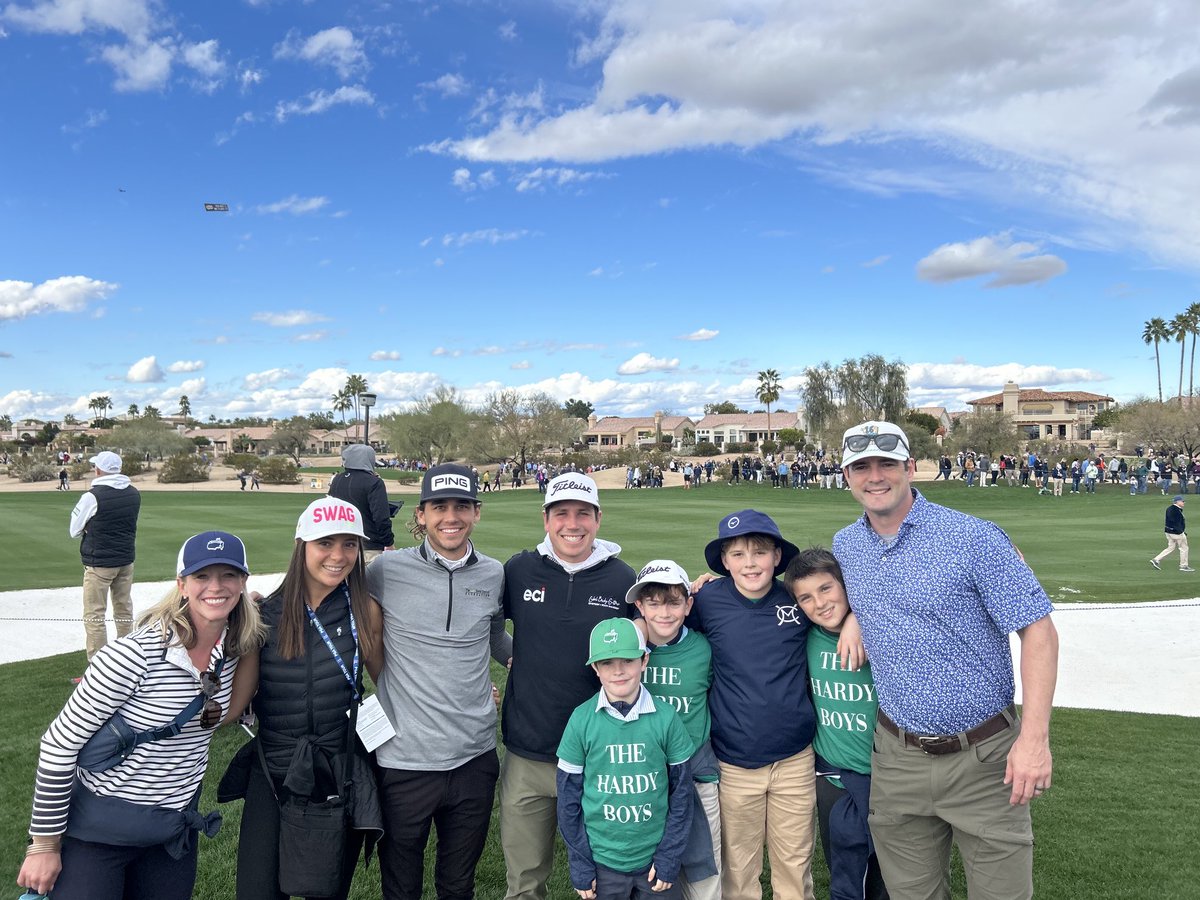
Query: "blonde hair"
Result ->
[[137, 578, 266, 658]]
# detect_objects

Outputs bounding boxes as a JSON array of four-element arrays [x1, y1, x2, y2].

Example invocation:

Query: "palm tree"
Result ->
[[1186, 302, 1200, 398], [331, 388, 352, 431], [1142, 318, 1169, 403], [755, 369, 782, 448], [178, 395, 191, 418], [344, 374, 368, 441], [127, 403, 139, 418], [1171, 313, 1190, 404]]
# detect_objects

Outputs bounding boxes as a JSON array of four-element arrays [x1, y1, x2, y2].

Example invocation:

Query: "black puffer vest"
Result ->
[[256, 586, 361, 794], [79, 485, 140, 567]]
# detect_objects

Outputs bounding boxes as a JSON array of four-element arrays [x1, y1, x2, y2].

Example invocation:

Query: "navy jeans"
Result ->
[[50, 835, 197, 900]]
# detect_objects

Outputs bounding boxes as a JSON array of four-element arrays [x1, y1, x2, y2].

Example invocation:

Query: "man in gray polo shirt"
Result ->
[[366, 463, 512, 900]]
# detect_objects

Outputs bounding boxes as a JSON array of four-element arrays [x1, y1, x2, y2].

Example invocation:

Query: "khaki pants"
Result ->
[[719, 747, 816, 900], [868, 718, 1034, 900], [500, 752, 559, 900], [1153, 533, 1189, 569], [82, 564, 134, 660], [681, 780, 722, 900]]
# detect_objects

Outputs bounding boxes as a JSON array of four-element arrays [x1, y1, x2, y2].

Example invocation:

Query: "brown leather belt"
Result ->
[[877, 706, 1015, 756]]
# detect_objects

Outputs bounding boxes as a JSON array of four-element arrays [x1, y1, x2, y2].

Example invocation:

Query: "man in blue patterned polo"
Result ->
[[832, 420, 1059, 900]]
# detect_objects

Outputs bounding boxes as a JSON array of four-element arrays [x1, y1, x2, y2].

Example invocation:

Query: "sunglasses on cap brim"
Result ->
[[843, 433, 909, 454]]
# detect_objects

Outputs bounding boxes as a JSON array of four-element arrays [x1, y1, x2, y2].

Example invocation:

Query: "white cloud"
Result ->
[[255, 194, 329, 215], [451, 167, 497, 192], [0, 275, 117, 321], [680, 328, 718, 341], [2, 0, 154, 39], [293, 331, 328, 342], [862, 254, 890, 268], [906, 362, 1108, 390], [61, 108, 107, 133], [618, 352, 679, 375], [498, 21, 518, 41], [252, 309, 329, 327], [420, 73, 469, 97], [243, 368, 293, 390], [178, 376, 206, 395], [370, 350, 402, 360], [423, 1, 1200, 268], [514, 166, 610, 193], [275, 26, 366, 79], [239, 67, 263, 91], [101, 37, 174, 91], [181, 39, 223, 77], [431, 346, 462, 358], [126, 355, 163, 383], [917, 234, 1067, 287], [441, 228, 530, 248], [275, 85, 374, 122], [167, 359, 204, 373], [511, 359, 531, 370]]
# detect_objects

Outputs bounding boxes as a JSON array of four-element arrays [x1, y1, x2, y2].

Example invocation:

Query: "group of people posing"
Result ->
[[22, 418, 1059, 900]]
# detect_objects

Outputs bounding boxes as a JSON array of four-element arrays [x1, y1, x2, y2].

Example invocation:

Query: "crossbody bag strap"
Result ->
[[132, 655, 226, 748]]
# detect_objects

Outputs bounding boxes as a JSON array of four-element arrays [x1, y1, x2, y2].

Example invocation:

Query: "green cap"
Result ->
[[586, 618, 647, 665]]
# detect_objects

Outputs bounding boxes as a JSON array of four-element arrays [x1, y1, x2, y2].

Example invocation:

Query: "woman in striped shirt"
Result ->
[[18, 531, 266, 900]]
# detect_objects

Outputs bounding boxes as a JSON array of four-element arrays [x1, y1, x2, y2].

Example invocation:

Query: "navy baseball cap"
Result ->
[[703, 509, 799, 577], [177, 531, 250, 577]]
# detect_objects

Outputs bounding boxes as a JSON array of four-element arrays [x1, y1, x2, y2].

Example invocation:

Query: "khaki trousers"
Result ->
[[1153, 533, 1189, 568], [500, 752, 559, 900], [868, 719, 1034, 900], [82, 564, 134, 660], [680, 780, 722, 900], [718, 747, 816, 900]]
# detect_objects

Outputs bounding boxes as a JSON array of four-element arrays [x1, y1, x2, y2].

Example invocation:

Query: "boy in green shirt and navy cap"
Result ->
[[557, 618, 695, 899]]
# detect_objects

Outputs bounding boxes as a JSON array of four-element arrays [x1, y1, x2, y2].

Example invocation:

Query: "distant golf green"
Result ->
[[6, 479, 1194, 602]]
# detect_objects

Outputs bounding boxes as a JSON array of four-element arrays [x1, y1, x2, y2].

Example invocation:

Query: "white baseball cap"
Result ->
[[90, 451, 122, 474], [840, 421, 911, 468], [296, 497, 366, 542], [543, 473, 600, 510], [625, 559, 690, 605]]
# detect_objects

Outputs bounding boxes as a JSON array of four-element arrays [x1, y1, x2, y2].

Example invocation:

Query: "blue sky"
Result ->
[[3, 0, 1200, 423]]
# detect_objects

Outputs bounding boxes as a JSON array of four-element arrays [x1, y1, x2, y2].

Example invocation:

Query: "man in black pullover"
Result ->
[[1151, 494, 1194, 572]]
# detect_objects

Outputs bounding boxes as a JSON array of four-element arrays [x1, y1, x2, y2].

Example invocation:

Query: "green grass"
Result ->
[[5, 479, 1197, 602], [4, 479, 1200, 896]]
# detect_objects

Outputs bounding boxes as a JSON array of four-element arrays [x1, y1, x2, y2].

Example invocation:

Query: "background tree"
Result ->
[[947, 411, 1021, 458], [802, 355, 908, 440], [904, 410, 941, 435], [1091, 407, 1121, 430], [331, 388, 352, 430], [1142, 317, 1168, 403], [62, 413, 78, 426], [1187, 301, 1200, 397], [267, 416, 314, 464], [1171, 312, 1190, 403], [305, 411, 337, 430], [0, 414, 12, 432], [563, 398, 595, 420], [1116, 398, 1200, 459], [88, 395, 113, 427], [473, 390, 580, 468], [777, 427, 803, 448], [178, 395, 191, 418], [376, 385, 474, 465], [142, 405, 161, 419], [109, 416, 192, 461], [345, 374, 368, 440], [755, 369, 782, 442], [127, 403, 139, 418], [703, 401, 748, 415]]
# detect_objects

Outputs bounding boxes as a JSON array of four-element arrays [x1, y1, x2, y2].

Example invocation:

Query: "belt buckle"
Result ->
[[916, 734, 956, 755]]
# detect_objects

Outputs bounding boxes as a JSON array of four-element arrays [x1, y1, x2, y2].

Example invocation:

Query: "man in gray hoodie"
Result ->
[[329, 443, 395, 564], [366, 463, 511, 900]]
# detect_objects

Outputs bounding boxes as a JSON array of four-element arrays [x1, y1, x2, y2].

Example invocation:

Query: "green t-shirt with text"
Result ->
[[643, 629, 713, 779], [557, 693, 694, 874], [808, 625, 878, 778]]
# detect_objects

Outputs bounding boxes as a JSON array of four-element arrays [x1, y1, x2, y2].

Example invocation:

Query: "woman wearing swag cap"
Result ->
[[219, 496, 384, 900], [19, 531, 265, 899]]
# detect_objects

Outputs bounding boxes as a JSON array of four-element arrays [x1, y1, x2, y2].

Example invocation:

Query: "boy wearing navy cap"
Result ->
[[556, 618, 694, 900], [691, 510, 817, 900]]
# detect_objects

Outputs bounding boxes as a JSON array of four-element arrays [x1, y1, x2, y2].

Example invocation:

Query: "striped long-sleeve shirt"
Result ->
[[29, 623, 238, 838]]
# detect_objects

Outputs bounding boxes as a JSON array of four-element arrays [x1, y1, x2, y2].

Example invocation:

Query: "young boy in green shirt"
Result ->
[[784, 548, 889, 900], [557, 618, 695, 899], [626, 560, 721, 900]]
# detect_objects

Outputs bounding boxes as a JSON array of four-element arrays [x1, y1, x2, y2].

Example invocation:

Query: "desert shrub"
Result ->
[[257, 457, 300, 484], [121, 457, 146, 476], [694, 441, 721, 457], [223, 453, 259, 474], [18, 462, 58, 483], [158, 454, 211, 483]]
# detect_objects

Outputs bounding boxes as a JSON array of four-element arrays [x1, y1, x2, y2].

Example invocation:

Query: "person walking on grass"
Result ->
[[1151, 495, 1194, 572]]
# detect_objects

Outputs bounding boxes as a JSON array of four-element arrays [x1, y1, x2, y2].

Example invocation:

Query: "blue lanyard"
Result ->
[[305, 584, 360, 701]]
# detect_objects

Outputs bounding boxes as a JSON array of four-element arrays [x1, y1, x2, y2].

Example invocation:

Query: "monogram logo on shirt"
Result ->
[[777, 606, 802, 626]]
